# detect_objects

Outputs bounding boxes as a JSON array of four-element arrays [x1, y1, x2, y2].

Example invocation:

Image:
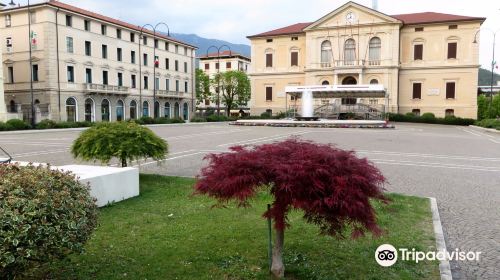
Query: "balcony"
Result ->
[[84, 83, 129, 95], [157, 90, 186, 98], [312, 59, 389, 70]]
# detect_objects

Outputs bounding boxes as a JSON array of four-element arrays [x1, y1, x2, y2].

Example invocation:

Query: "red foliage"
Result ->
[[194, 139, 388, 238]]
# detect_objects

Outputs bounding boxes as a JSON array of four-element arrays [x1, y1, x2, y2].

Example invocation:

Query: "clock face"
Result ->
[[346, 12, 355, 23]]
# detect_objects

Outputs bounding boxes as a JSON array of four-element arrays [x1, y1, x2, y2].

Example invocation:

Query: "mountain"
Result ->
[[479, 68, 500, 86], [170, 33, 251, 58]]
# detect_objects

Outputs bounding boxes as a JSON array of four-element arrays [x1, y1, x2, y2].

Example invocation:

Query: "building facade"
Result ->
[[197, 50, 251, 113], [247, 1, 485, 119], [1, 0, 196, 123]]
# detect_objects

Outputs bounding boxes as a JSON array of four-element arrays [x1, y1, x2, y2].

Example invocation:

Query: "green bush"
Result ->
[[475, 118, 500, 130], [6, 119, 30, 130], [387, 113, 474, 126], [0, 164, 98, 279], [260, 112, 272, 119], [190, 117, 207, 122], [168, 117, 186, 124], [420, 112, 436, 123], [138, 116, 155, 125], [36, 119, 57, 129], [71, 121, 168, 167], [0, 121, 8, 131]]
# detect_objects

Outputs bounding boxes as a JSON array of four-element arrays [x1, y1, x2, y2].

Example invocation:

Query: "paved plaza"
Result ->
[[1, 123, 499, 279]]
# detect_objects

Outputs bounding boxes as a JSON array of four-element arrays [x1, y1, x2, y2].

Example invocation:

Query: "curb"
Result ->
[[429, 197, 453, 280], [469, 125, 500, 134]]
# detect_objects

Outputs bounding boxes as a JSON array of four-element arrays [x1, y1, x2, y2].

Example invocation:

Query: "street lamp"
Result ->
[[206, 45, 231, 116], [474, 28, 500, 114], [138, 23, 170, 119]]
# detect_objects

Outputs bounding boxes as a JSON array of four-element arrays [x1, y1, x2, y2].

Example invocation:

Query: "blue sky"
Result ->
[[26, 0, 500, 70]]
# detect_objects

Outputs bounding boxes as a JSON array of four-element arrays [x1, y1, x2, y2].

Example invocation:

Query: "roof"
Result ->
[[2, 0, 197, 49], [197, 50, 250, 60], [248, 12, 485, 39]]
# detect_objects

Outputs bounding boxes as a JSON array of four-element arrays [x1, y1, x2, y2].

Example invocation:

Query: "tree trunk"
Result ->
[[121, 158, 127, 167], [271, 227, 285, 278]]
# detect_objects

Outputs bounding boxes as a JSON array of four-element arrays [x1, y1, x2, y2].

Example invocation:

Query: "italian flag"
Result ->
[[155, 56, 159, 66]]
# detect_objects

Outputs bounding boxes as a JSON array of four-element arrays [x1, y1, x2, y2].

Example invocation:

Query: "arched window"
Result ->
[[84, 98, 94, 122], [369, 37, 381, 65], [9, 100, 16, 113], [322, 80, 330, 85], [143, 101, 149, 117], [116, 100, 124, 121], [130, 100, 137, 119], [154, 101, 160, 118], [164, 102, 171, 118], [321, 40, 332, 67], [101, 99, 110, 121], [174, 102, 180, 118], [183, 103, 189, 120], [344, 39, 356, 65], [66, 97, 77, 122], [370, 79, 379, 85]]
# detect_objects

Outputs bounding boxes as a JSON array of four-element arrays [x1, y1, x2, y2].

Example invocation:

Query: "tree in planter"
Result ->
[[195, 69, 211, 106], [71, 121, 168, 167], [194, 139, 387, 278], [212, 70, 250, 116]]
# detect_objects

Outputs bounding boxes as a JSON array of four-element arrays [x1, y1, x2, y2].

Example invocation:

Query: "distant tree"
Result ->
[[195, 69, 211, 106], [71, 122, 168, 167], [194, 139, 388, 278], [212, 70, 250, 116]]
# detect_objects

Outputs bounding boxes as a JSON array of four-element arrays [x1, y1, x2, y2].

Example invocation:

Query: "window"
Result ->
[[344, 39, 356, 65], [321, 40, 332, 67], [131, 51, 136, 64], [226, 62, 231, 69], [155, 77, 160, 90], [266, 39, 273, 43], [66, 98, 77, 122], [166, 79, 170, 90], [144, 76, 149, 89], [85, 41, 91, 56], [154, 39, 159, 48], [130, 33, 135, 42], [445, 109, 454, 117], [266, 87, 272, 101], [116, 29, 122, 39], [84, 20, 90, 31], [449, 25, 458, 30], [184, 47, 188, 56], [412, 83, 422, 99], [183, 103, 189, 120], [266, 53, 273, 67], [116, 100, 124, 121], [291, 37, 298, 41], [174, 102, 180, 118], [117, 48, 122, 61], [84, 98, 94, 122], [175, 60, 179, 71], [446, 82, 456, 99], [447, 42, 457, 59], [415, 27, 424, 32], [32, 65, 38, 82], [102, 45, 108, 59], [117, 73, 123, 86], [131, 74, 136, 88], [102, 71, 108, 85], [5, 14, 11, 27], [414, 44, 423, 60], [184, 81, 188, 92], [143, 53, 148, 66], [143, 36, 147, 46], [184, 62, 188, 72], [175, 45, 179, 53], [204, 63, 209, 70], [7, 66, 13, 83], [322, 80, 330, 85], [165, 42, 169, 51], [215, 62, 219, 70], [101, 99, 110, 121], [67, 66, 74, 83], [130, 100, 137, 119], [412, 109, 421, 116], [165, 58, 170, 70], [101, 24, 107, 35], [291, 51, 298, 66], [64, 36, 73, 53], [164, 102, 170, 118], [85, 68, 92, 84], [266, 109, 272, 115], [30, 12, 36, 24], [65, 15, 72, 27], [175, 80, 179, 92], [370, 79, 379, 84], [143, 101, 149, 117], [341, 98, 357, 105], [154, 56, 159, 68], [369, 37, 381, 65]]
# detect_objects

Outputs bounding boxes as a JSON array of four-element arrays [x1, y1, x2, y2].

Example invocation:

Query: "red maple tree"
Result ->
[[194, 139, 388, 278]]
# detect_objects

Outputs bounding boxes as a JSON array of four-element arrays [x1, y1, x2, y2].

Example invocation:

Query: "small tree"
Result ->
[[195, 68, 211, 106], [194, 139, 387, 278], [71, 121, 168, 167], [212, 70, 250, 116]]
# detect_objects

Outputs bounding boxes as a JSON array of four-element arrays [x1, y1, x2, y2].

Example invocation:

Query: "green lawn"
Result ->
[[35, 175, 439, 280]]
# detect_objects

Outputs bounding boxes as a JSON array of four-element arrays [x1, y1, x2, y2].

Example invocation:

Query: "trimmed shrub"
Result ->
[[420, 112, 436, 123], [190, 117, 207, 122], [71, 121, 168, 167], [476, 118, 500, 130], [36, 119, 57, 129], [138, 116, 155, 125], [0, 164, 98, 279], [169, 117, 186, 124], [0, 121, 8, 131], [387, 113, 474, 126], [5, 119, 30, 130], [260, 112, 272, 119]]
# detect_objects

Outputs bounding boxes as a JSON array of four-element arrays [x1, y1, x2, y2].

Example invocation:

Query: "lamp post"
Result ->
[[206, 45, 231, 116], [474, 28, 500, 114], [139, 23, 170, 119], [27, 0, 35, 126]]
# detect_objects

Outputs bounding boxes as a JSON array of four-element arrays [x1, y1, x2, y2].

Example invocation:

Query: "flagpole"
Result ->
[[490, 33, 496, 109], [28, 0, 35, 126]]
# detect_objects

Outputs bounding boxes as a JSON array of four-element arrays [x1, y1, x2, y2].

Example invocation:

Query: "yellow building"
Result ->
[[247, 1, 485, 119]]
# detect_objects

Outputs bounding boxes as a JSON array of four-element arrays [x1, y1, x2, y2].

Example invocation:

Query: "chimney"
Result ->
[[372, 0, 378, 10]]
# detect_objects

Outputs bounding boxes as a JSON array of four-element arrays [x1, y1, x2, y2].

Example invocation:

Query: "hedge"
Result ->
[[475, 119, 500, 130], [386, 113, 475, 126]]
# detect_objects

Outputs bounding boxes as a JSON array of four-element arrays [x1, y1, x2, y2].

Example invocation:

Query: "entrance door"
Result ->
[[341, 76, 357, 105]]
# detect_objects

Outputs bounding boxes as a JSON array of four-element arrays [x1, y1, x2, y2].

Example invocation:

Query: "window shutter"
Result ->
[[291, 52, 298, 66], [413, 83, 422, 99], [266, 53, 273, 67], [447, 42, 457, 59], [414, 44, 423, 60], [266, 87, 272, 101], [446, 82, 455, 99]]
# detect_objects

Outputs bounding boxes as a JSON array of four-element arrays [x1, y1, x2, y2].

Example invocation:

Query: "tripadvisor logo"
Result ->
[[375, 244, 482, 267]]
